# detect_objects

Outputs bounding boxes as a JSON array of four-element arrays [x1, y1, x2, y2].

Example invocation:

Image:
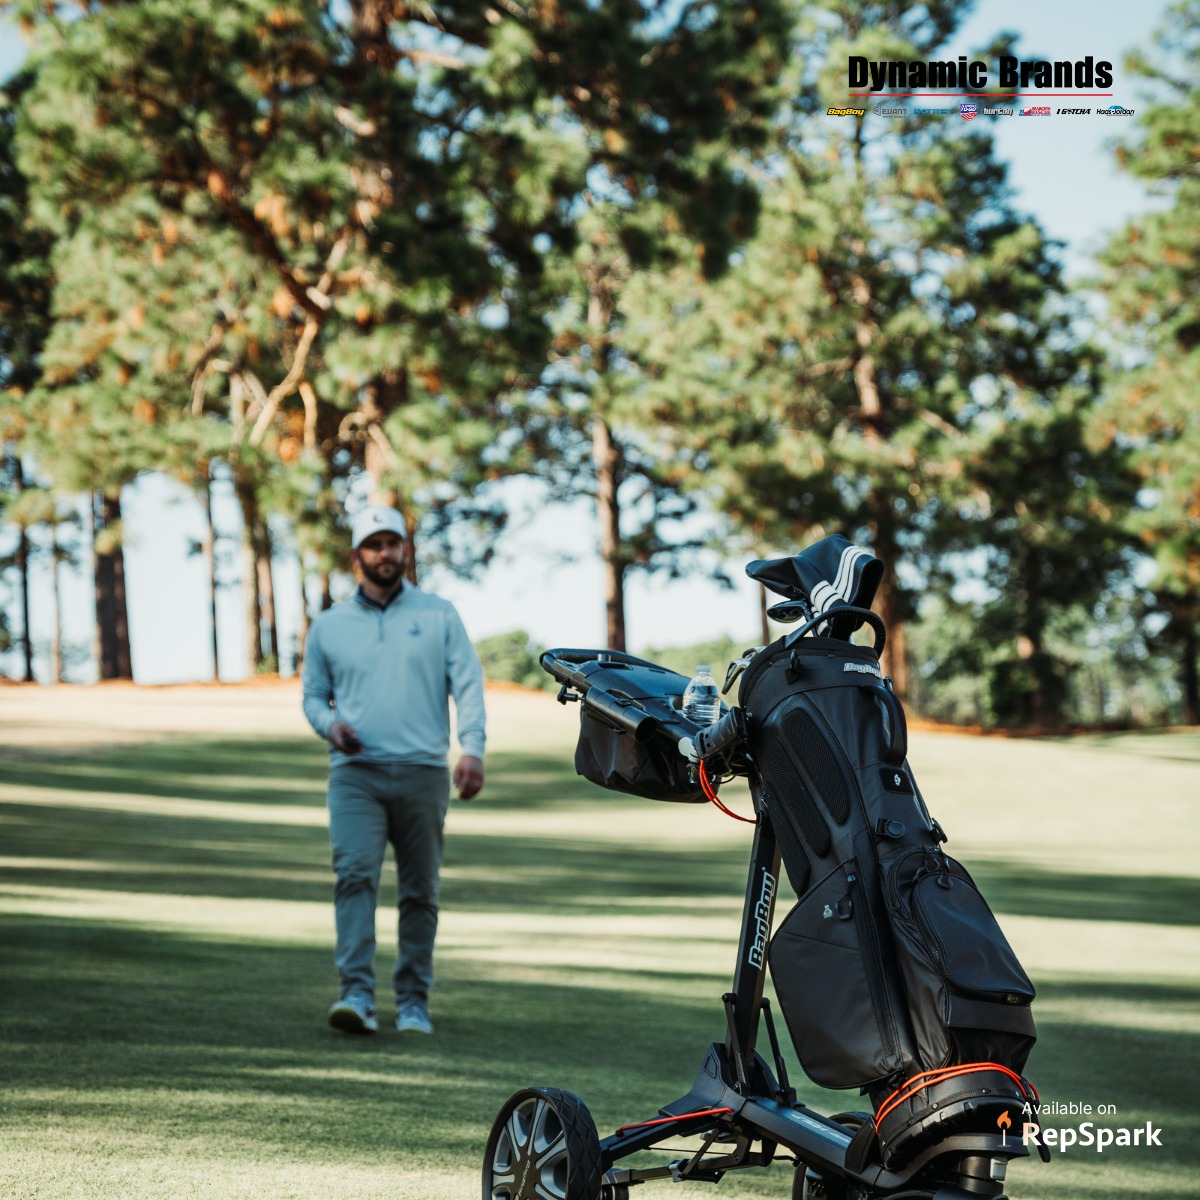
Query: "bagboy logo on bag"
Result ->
[[844, 661, 882, 678], [748, 871, 776, 968]]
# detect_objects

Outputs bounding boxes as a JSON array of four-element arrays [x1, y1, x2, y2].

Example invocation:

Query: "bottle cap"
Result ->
[[696, 665, 711, 673]]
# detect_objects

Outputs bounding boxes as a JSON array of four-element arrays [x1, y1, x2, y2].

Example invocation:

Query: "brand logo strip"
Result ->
[[748, 870, 776, 969], [844, 661, 882, 677]]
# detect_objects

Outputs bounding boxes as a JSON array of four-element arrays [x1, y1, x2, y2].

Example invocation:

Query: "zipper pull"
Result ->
[[837, 870, 856, 918], [934, 851, 953, 889]]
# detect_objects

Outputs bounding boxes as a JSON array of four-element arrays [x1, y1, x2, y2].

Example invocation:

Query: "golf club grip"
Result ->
[[695, 706, 747, 759], [581, 687, 658, 743]]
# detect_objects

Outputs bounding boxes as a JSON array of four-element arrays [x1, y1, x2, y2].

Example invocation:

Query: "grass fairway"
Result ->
[[0, 684, 1197, 1199]]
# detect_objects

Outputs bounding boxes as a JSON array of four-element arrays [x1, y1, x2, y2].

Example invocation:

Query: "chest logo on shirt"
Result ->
[[408, 622, 421, 637]]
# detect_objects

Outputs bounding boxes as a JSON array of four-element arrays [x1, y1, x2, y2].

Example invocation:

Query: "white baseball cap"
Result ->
[[351, 506, 407, 549]]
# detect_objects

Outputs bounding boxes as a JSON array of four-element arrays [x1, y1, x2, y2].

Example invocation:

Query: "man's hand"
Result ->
[[454, 755, 485, 800], [328, 721, 363, 754]]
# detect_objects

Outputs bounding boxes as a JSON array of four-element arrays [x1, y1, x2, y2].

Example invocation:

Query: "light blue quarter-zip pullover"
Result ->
[[301, 583, 486, 768]]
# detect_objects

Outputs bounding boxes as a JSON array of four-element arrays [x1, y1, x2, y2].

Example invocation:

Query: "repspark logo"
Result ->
[[747, 870, 776, 969], [827, 107, 866, 117], [1022, 1121, 1163, 1153]]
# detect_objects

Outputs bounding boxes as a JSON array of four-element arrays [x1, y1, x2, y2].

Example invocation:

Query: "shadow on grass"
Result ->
[[2, 736, 1197, 1197], [3, 808, 1194, 928], [0, 739, 749, 909], [0, 801, 751, 909], [2, 917, 1195, 1177], [0, 739, 597, 809], [965, 861, 1200, 928]]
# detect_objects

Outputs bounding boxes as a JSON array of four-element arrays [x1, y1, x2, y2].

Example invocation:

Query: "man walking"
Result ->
[[302, 506, 486, 1035]]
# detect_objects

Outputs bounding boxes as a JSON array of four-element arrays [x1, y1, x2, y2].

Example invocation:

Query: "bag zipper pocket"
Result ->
[[902, 851, 1034, 1004], [844, 859, 898, 1061]]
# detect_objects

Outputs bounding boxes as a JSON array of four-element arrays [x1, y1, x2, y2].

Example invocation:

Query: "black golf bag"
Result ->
[[740, 537, 1037, 1169]]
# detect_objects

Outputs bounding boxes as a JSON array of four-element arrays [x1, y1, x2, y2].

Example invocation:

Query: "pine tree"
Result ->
[[13, 0, 784, 665], [623, 2, 1124, 715], [0, 69, 53, 682], [519, 0, 787, 649], [1095, 1, 1200, 724]]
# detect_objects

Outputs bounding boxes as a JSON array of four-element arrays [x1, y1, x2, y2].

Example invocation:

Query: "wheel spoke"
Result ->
[[534, 1176, 566, 1200], [534, 1131, 565, 1170], [531, 1099, 549, 1147], [508, 1111, 529, 1153]]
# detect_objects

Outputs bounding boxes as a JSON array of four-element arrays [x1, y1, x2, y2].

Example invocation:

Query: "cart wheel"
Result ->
[[483, 1087, 602, 1200], [794, 1114, 871, 1200], [795, 1167, 861, 1200]]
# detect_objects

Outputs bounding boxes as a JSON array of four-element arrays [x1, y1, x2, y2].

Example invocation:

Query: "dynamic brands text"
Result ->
[[848, 55, 1113, 91]]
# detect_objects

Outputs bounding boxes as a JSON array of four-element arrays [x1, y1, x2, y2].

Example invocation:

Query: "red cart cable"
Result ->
[[615, 1106, 734, 1134], [874, 1063, 1038, 1131], [699, 759, 755, 824]]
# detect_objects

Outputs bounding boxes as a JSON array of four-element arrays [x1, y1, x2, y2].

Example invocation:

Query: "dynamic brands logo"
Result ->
[[748, 870, 776, 969], [959, 102, 978, 121], [1097, 104, 1135, 115], [982, 107, 1014, 116], [827, 107, 866, 117], [1057, 107, 1091, 115], [846, 54, 1114, 92], [1019, 107, 1051, 116]]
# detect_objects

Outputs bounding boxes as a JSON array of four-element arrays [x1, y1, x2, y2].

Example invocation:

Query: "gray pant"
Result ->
[[327, 760, 450, 1008]]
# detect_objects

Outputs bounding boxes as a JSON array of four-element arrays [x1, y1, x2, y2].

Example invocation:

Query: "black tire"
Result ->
[[794, 1114, 873, 1200], [483, 1087, 602, 1200]]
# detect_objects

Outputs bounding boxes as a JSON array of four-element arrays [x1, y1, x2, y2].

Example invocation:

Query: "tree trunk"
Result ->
[[1182, 618, 1199, 727], [12, 458, 33, 681], [257, 542, 278, 667], [321, 572, 333, 611], [198, 474, 220, 682], [361, 369, 417, 581], [759, 583, 771, 647], [874, 564, 909, 701], [17, 526, 32, 681], [50, 532, 62, 683], [593, 417, 626, 652], [235, 478, 264, 674], [94, 491, 133, 680], [296, 568, 309, 673]]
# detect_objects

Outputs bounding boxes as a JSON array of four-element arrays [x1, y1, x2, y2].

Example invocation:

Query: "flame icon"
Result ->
[[997, 1112, 1012, 1130]]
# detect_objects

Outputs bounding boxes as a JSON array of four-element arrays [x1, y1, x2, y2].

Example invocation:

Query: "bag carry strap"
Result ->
[[783, 605, 886, 654]]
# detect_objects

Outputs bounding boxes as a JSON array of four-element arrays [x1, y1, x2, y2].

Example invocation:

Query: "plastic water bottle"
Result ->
[[683, 665, 721, 724]]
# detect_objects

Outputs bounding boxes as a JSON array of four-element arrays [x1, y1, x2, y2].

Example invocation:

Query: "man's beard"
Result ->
[[361, 558, 403, 589]]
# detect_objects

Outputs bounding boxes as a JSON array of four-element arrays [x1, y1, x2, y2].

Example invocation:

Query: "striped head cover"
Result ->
[[746, 535, 884, 641]]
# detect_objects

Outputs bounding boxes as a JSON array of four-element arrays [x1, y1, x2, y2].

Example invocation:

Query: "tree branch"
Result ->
[[248, 319, 320, 446]]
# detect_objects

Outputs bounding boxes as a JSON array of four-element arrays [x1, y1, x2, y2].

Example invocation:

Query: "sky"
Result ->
[[2, 0, 1180, 684]]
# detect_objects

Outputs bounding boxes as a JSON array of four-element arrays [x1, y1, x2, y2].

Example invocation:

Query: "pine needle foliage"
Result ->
[[1095, 0, 1200, 723]]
